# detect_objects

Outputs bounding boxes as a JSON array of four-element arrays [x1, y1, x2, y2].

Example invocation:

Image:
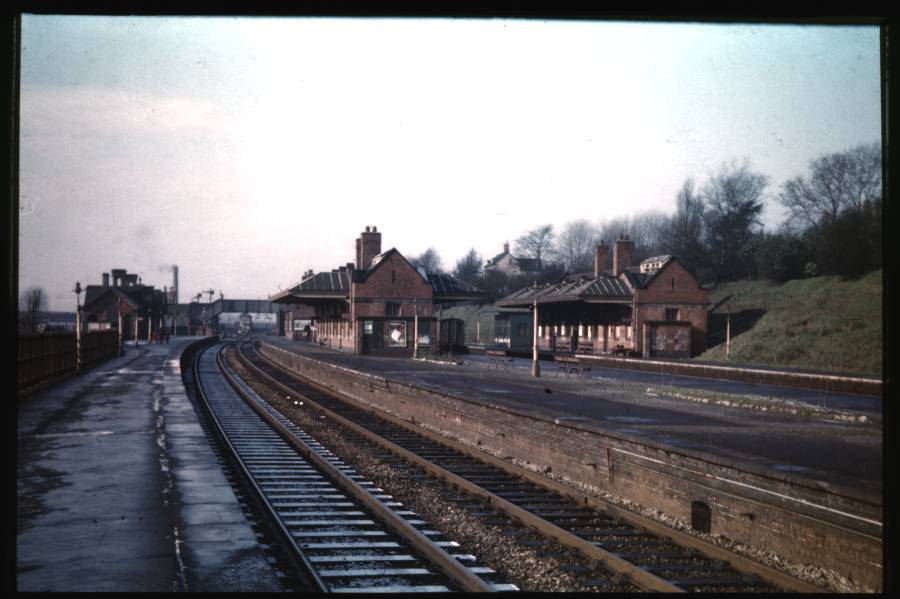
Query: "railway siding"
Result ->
[[259, 340, 883, 591]]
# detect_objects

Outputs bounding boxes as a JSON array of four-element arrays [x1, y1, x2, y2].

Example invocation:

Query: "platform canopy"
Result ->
[[495, 273, 634, 308]]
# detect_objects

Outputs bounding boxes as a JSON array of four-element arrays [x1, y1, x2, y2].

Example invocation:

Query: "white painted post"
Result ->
[[531, 300, 540, 378], [117, 302, 124, 356], [413, 299, 419, 359], [75, 307, 82, 371], [726, 312, 731, 360]]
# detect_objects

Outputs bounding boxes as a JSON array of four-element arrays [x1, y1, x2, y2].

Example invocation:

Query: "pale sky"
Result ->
[[19, 16, 881, 311]]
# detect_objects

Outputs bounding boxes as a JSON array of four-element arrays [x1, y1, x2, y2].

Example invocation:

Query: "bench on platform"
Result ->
[[486, 349, 514, 369], [611, 344, 627, 357], [554, 355, 592, 380]]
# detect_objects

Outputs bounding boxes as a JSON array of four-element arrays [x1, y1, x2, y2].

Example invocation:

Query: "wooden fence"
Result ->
[[18, 331, 118, 391]]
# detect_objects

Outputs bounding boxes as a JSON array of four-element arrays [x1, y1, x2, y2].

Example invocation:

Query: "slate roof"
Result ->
[[83, 285, 145, 312], [494, 255, 696, 308], [270, 251, 486, 304], [428, 273, 485, 298], [495, 272, 632, 307]]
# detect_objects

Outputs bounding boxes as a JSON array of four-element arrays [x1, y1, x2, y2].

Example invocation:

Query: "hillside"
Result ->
[[699, 270, 883, 376]]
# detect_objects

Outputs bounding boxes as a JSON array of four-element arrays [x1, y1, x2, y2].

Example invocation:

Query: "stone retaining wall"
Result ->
[[260, 341, 883, 590]]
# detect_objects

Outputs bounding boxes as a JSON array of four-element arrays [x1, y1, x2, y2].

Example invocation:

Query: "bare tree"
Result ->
[[702, 160, 768, 282], [513, 224, 554, 263], [779, 142, 882, 231], [549, 219, 599, 273], [663, 178, 708, 276], [452, 248, 483, 285], [410, 248, 444, 273], [20, 285, 49, 333]]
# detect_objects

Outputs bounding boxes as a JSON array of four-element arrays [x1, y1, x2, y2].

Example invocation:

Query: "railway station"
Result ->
[[17, 326, 883, 593]]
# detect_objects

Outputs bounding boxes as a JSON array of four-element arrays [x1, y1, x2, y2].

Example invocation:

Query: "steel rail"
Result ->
[[238, 342, 682, 592], [190, 341, 328, 592], [244, 341, 826, 593], [217, 343, 497, 593]]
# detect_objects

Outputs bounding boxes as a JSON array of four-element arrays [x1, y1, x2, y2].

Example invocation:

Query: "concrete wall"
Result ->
[[260, 340, 882, 590]]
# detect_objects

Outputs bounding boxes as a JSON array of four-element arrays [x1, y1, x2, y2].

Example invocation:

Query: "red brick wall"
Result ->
[[350, 252, 435, 354], [351, 253, 434, 319], [634, 260, 708, 355]]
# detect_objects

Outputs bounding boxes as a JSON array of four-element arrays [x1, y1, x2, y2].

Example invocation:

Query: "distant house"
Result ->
[[484, 242, 542, 276], [270, 226, 486, 355], [495, 235, 709, 358]]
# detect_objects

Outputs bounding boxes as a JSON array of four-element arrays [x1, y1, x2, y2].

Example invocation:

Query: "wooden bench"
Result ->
[[486, 349, 514, 369], [611, 344, 627, 357], [554, 355, 593, 380]]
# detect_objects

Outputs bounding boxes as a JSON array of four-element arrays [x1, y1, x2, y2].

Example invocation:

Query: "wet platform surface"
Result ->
[[264, 336, 882, 495], [16, 337, 284, 592]]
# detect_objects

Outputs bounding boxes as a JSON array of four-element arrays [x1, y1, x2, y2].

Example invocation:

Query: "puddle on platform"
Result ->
[[771, 464, 810, 472], [606, 416, 656, 424]]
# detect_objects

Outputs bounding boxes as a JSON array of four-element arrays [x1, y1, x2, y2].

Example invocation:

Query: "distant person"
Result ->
[[304, 324, 311, 341]]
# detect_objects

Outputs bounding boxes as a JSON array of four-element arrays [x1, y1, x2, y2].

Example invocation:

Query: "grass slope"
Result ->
[[699, 270, 882, 376]]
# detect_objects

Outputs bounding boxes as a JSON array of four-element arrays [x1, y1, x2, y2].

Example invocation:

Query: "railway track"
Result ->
[[192, 341, 518, 592], [236, 339, 827, 593]]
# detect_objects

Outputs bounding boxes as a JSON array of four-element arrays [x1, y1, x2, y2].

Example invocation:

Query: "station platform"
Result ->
[[262, 336, 882, 494], [16, 337, 283, 592]]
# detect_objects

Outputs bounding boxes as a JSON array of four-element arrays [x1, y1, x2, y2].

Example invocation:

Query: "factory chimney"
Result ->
[[171, 265, 179, 304]]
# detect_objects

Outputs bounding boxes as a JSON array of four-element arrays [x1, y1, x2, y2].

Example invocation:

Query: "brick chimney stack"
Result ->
[[102, 272, 110, 287], [503, 241, 510, 254], [593, 241, 608, 277], [111, 269, 126, 287], [359, 225, 382, 269], [355, 237, 362, 270], [613, 234, 635, 276]]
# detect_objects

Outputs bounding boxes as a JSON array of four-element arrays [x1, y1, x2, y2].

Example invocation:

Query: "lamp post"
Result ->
[[117, 299, 124, 356], [73, 282, 83, 371]]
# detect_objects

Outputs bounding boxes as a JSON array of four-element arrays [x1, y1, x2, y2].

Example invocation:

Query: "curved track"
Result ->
[[192, 341, 517, 592], [239, 339, 827, 593]]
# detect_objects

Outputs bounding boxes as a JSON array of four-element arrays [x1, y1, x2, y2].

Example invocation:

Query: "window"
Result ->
[[386, 302, 400, 316], [665, 308, 679, 321]]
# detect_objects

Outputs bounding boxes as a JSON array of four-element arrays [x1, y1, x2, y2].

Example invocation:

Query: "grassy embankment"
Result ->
[[700, 270, 882, 376]]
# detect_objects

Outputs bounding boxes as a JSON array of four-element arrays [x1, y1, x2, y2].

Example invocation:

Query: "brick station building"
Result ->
[[495, 235, 709, 358], [81, 268, 168, 341], [270, 226, 485, 355]]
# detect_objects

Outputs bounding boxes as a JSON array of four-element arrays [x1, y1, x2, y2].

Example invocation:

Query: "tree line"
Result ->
[[411, 142, 881, 299]]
